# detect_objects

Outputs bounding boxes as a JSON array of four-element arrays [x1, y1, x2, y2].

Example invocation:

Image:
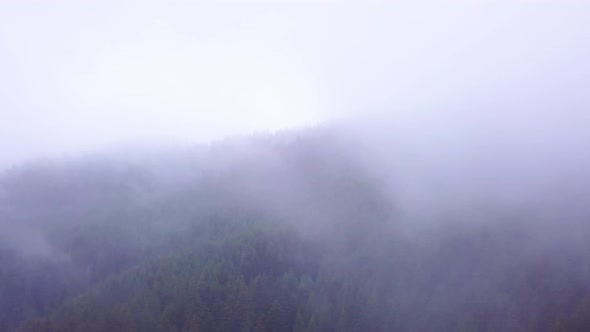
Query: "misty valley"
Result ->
[[1, 119, 590, 332]]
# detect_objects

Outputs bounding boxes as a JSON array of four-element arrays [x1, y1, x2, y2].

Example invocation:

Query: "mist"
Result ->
[[2, 1, 590, 331], [2, 0, 589, 167]]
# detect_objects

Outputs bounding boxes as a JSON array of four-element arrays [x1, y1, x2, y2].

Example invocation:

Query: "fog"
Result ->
[[2, 1, 590, 331], [2, 0, 589, 168]]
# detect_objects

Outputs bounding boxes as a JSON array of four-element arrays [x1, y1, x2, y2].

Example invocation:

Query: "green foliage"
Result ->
[[2, 129, 590, 331]]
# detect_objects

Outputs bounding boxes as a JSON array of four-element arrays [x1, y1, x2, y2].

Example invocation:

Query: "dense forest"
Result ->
[[2, 119, 590, 332]]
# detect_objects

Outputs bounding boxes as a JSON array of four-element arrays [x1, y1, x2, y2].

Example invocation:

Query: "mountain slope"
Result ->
[[2, 124, 590, 331]]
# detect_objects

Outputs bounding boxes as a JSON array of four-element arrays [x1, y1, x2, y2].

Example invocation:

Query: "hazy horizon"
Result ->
[[2, 0, 589, 167]]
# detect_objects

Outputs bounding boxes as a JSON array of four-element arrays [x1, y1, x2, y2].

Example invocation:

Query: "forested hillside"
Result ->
[[2, 123, 590, 331]]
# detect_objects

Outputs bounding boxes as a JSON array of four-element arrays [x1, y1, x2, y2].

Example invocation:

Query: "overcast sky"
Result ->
[[1, 0, 588, 167]]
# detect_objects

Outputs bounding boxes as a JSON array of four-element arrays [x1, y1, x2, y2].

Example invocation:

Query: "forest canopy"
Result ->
[[1, 122, 590, 332]]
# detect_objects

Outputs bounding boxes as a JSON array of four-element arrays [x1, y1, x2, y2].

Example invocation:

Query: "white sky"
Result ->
[[1, 0, 589, 166]]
